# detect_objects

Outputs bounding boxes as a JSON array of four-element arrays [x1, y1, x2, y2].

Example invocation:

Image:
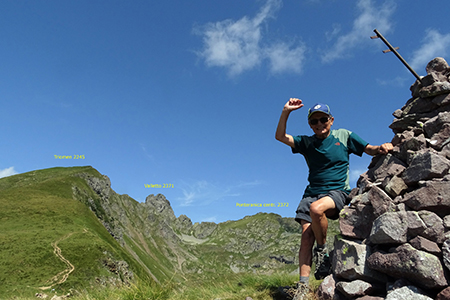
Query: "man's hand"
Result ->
[[379, 142, 393, 155], [283, 98, 304, 112], [364, 142, 393, 156], [276, 98, 303, 148]]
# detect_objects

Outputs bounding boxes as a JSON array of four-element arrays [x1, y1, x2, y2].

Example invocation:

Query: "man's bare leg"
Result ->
[[309, 196, 337, 246], [299, 220, 315, 279], [309, 196, 337, 279]]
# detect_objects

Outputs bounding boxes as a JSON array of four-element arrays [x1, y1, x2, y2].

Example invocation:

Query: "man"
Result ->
[[275, 98, 392, 298]]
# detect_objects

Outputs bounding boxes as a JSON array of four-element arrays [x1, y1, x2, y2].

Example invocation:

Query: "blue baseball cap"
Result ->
[[308, 103, 332, 119]]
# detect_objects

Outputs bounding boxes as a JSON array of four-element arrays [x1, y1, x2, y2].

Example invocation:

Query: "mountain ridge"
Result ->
[[0, 165, 315, 298]]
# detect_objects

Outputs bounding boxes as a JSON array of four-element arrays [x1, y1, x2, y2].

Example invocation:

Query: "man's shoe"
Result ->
[[313, 246, 331, 280], [279, 282, 310, 300], [292, 282, 310, 300]]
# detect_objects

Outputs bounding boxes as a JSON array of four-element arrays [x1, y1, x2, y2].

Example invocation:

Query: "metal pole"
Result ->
[[372, 29, 422, 82]]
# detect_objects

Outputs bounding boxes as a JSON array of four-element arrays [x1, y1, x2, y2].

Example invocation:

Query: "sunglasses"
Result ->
[[309, 117, 330, 125]]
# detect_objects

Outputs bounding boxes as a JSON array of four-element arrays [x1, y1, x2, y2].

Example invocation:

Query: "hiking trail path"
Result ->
[[38, 229, 87, 290]]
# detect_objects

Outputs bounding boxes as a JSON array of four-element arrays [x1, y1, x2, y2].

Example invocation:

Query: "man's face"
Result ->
[[308, 112, 334, 139]]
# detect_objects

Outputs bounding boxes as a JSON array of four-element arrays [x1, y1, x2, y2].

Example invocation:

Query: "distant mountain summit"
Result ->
[[0, 165, 308, 298]]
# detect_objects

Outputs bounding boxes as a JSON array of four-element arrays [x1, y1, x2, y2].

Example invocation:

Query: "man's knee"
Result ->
[[310, 201, 325, 219], [310, 196, 335, 218]]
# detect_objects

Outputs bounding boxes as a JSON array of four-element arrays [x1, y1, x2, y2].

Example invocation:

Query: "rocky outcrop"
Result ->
[[71, 170, 303, 282], [319, 57, 450, 299]]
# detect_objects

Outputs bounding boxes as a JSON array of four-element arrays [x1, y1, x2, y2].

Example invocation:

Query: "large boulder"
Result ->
[[402, 151, 450, 185], [316, 275, 342, 300], [385, 285, 433, 300], [370, 212, 408, 244], [402, 180, 450, 217], [367, 243, 448, 289], [339, 204, 375, 239], [335, 280, 373, 299], [332, 237, 388, 283], [367, 154, 407, 183]]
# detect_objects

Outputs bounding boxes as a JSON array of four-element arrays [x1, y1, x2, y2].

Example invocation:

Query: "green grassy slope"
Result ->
[[0, 166, 153, 298], [0, 166, 339, 299]]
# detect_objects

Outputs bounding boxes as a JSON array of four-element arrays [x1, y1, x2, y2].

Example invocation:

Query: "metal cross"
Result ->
[[371, 29, 422, 83]]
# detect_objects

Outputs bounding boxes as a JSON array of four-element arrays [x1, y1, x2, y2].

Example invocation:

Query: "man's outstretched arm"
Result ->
[[275, 98, 304, 148], [364, 143, 393, 156]]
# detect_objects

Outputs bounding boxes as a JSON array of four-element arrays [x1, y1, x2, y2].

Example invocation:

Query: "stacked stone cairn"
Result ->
[[317, 57, 450, 300]]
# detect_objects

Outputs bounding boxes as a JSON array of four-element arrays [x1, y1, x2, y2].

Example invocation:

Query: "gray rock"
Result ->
[[367, 154, 407, 183], [317, 275, 341, 300], [436, 286, 450, 300], [442, 238, 450, 272], [398, 134, 427, 162], [409, 236, 441, 256], [392, 109, 403, 119], [384, 175, 408, 198], [385, 285, 433, 300], [332, 237, 388, 283], [370, 212, 408, 244], [442, 143, 450, 160], [430, 121, 450, 147], [371, 210, 444, 245], [432, 93, 450, 106], [385, 286, 433, 300], [356, 171, 374, 194], [389, 112, 432, 134], [444, 215, 450, 231], [405, 211, 427, 238], [339, 204, 375, 239], [401, 97, 438, 116], [421, 72, 448, 87], [426, 57, 449, 74], [419, 81, 450, 98], [402, 150, 450, 185], [391, 130, 414, 146], [336, 280, 373, 299], [418, 210, 445, 244], [368, 186, 395, 218], [402, 180, 450, 217], [423, 111, 450, 137], [367, 243, 448, 289]]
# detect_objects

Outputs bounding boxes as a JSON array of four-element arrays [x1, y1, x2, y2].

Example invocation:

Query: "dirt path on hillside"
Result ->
[[38, 230, 86, 290]]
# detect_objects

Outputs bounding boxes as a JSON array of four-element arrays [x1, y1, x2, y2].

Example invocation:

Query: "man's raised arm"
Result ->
[[275, 98, 304, 148]]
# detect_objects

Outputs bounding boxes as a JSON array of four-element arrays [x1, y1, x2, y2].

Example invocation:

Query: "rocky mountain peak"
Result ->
[[144, 193, 176, 221]]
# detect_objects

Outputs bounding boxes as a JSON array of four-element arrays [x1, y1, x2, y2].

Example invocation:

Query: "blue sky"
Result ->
[[2, 0, 450, 224]]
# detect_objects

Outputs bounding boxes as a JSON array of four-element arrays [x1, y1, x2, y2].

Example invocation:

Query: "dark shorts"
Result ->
[[295, 190, 349, 224]]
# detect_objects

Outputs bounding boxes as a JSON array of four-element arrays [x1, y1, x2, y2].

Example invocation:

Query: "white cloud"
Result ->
[[0, 167, 18, 179], [322, 0, 396, 63], [265, 42, 306, 74], [325, 23, 342, 42], [195, 0, 305, 76], [177, 179, 261, 207], [409, 29, 450, 72]]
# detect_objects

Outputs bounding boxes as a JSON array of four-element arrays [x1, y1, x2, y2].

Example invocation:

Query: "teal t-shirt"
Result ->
[[292, 129, 368, 197]]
